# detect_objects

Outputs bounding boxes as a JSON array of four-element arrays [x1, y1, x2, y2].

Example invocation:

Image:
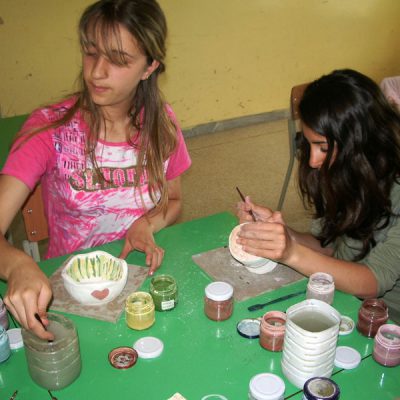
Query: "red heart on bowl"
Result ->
[[91, 288, 110, 300]]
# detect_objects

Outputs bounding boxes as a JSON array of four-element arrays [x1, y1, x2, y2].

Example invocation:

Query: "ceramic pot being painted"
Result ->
[[61, 251, 128, 306], [229, 224, 277, 274]]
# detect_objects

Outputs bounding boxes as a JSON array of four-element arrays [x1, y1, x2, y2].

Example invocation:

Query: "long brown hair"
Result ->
[[16, 0, 177, 214]]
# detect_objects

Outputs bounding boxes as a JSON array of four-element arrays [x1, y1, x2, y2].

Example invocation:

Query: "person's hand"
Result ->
[[236, 211, 294, 263], [236, 196, 273, 223], [4, 260, 54, 341], [119, 216, 165, 275]]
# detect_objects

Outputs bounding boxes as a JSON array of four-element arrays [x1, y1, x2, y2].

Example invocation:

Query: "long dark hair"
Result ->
[[298, 69, 400, 260]]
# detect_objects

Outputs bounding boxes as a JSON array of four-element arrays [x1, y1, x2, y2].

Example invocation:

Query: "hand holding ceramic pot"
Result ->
[[236, 210, 295, 265], [236, 196, 273, 223]]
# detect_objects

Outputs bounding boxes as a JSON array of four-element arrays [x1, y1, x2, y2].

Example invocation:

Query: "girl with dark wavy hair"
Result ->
[[236, 69, 400, 323], [0, 0, 191, 339]]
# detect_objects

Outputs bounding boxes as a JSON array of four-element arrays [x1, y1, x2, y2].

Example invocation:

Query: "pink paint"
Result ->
[[373, 324, 400, 367]]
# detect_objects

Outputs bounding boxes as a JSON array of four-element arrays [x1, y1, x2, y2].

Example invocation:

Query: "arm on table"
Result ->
[[119, 176, 183, 274], [0, 175, 53, 340], [238, 217, 378, 298]]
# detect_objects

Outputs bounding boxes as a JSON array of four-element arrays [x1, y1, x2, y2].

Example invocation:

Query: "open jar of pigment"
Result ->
[[356, 298, 388, 338], [373, 324, 400, 367], [21, 313, 81, 390], [306, 272, 335, 305], [204, 282, 234, 321], [125, 292, 155, 330], [259, 311, 286, 352], [0, 299, 9, 330], [150, 274, 178, 311]]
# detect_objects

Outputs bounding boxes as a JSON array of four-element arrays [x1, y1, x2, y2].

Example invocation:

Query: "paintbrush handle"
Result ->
[[236, 186, 257, 222], [247, 290, 306, 312]]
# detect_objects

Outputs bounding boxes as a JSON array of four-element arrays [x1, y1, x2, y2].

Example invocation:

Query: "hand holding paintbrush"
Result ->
[[236, 186, 257, 222]]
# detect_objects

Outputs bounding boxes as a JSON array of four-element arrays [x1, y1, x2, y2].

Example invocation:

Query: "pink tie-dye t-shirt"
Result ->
[[2, 98, 191, 258]]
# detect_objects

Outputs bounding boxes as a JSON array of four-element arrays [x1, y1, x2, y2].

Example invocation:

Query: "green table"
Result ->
[[1, 212, 399, 399]]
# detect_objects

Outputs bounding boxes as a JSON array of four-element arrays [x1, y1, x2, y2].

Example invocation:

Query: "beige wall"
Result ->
[[1, 0, 400, 128]]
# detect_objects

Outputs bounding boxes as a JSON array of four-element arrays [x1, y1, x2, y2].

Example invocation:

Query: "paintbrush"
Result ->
[[236, 186, 257, 222], [247, 290, 306, 311]]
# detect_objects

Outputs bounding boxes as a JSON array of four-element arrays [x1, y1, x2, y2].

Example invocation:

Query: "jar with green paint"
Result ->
[[150, 275, 178, 311]]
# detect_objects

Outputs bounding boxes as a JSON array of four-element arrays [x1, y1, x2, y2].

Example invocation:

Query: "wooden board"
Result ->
[[192, 247, 305, 301]]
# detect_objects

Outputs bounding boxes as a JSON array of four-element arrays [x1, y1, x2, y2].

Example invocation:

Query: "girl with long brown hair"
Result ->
[[0, 0, 191, 339]]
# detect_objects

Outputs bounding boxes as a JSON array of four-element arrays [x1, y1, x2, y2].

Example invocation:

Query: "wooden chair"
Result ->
[[276, 83, 309, 211], [21, 185, 48, 262]]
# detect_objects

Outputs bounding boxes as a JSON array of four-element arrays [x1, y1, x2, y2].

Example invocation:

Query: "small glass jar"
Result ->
[[373, 324, 400, 367], [302, 377, 340, 400], [248, 373, 285, 400], [21, 313, 81, 390], [0, 299, 9, 330], [306, 272, 335, 305], [356, 298, 388, 338], [0, 326, 11, 363], [204, 282, 234, 321], [259, 311, 286, 352], [125, 291, 155, 330], [150, 274, 178, 311]]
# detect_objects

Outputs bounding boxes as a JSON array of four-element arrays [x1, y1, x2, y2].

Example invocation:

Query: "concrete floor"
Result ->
[[10, 119, 313, 255]]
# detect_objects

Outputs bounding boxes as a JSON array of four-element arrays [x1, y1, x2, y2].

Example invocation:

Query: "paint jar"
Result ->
[[150, 274, 178, 311], [356, 298, 388, 338], [259, 311, 286, 352], [125, 291, 155, 330], [302, 377, 340, 400], [0, 326, 11, 363], [204, 282, 234, 321], [306, 272, 335, 305], [21, 313, 81, 390], [248, 373, 285, 400], [373, 324, 400, 367], [0, 299, 9, 330]]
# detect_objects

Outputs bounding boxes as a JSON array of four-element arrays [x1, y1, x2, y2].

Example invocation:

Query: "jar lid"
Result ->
[[338, 315, 355, 336], [249, 373, 285, 400], [236, 318, 260, 339], [7, 328, 24, 350], [108, 346, 138, 369], [133, 336, 164, 359], [334, 346, 361, 369], [205, 282, 234, 301]]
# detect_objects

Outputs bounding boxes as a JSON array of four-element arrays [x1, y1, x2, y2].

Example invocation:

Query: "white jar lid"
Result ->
[[249, 373, 285, 400], [133, 336, 164, 359], [334, 346, 361, 369], [205, 282, 234, 301], [7, 328, 24, 350]]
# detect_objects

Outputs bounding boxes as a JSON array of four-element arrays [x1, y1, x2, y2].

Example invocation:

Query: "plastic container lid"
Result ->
[[108, 346, 138, 369], [7, 328, 24, 350], [205, 282, 233, 302], [249, 373, 285, 400], [237, 318, 261, 339], [338, 315, 355, 336], [133, 336, 164, 359], [334, 346, 361, 369]]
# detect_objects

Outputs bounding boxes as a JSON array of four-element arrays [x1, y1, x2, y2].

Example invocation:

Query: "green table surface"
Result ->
[[1, 212, 399, 399]]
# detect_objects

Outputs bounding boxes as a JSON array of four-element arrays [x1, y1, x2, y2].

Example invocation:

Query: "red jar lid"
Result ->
[[108, 346, 138, 369]]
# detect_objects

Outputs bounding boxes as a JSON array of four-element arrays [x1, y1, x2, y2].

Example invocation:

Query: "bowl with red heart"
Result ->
[[61, 250, 128, 306]]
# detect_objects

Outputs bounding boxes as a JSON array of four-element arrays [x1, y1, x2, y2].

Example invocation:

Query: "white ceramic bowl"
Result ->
[[61, 251, 128, 306], [228, 224, 277, 274]]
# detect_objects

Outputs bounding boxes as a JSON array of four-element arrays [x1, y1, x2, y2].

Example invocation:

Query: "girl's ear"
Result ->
[[142, 60, 160, 80]]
